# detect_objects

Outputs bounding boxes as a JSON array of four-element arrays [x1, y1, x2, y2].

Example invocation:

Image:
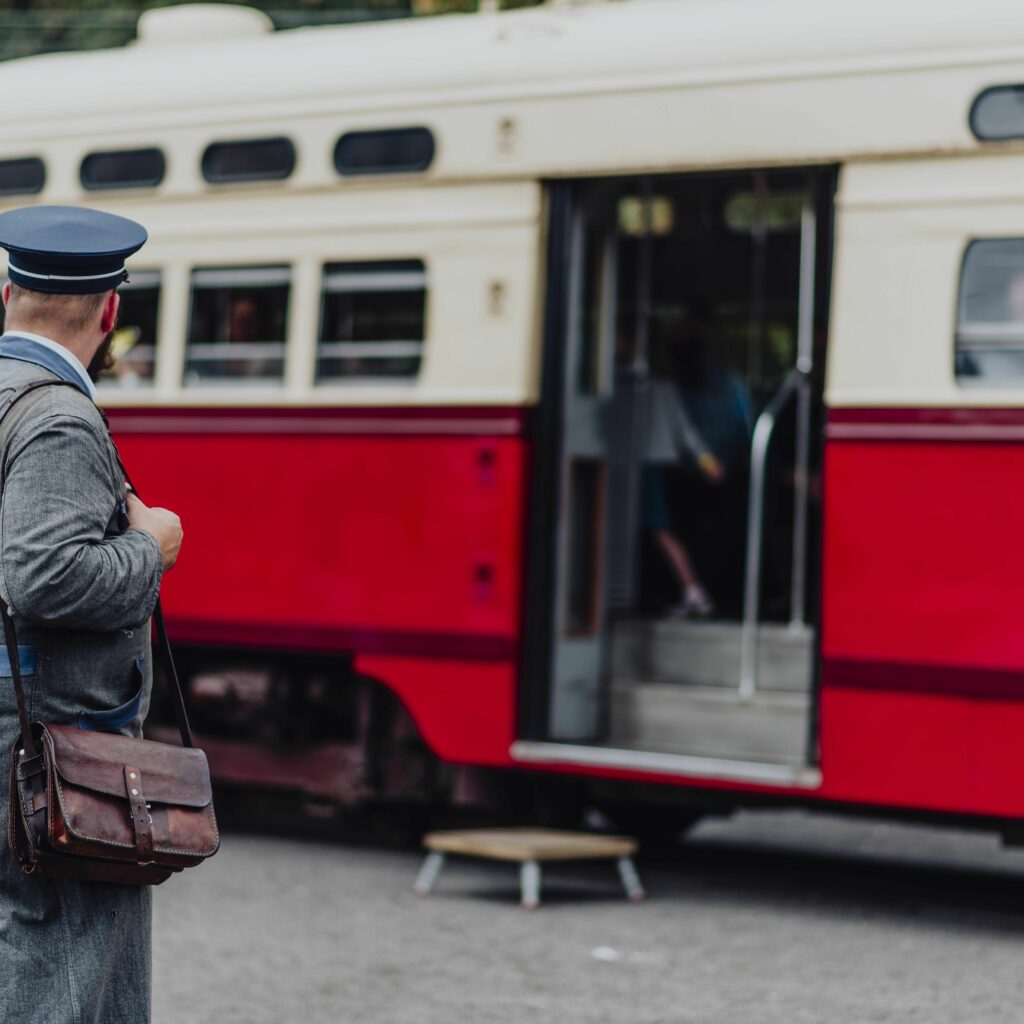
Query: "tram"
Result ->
[[3, 0, 1024, 837]]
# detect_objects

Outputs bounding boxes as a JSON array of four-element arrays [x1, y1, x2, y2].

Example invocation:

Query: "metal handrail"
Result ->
[[738, 368, 808, 700]]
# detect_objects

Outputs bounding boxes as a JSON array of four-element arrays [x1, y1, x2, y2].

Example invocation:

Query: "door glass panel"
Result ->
[[566, 459, 604, 634]]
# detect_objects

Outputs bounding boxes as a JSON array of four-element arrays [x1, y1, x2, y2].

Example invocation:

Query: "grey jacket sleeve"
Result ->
[[0, 408, 163, 630]]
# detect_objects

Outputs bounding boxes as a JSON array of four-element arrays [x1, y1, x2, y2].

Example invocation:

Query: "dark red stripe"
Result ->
[[823, 657, 1024, 700], [105, 405, 532, 438], [828, 407, 1024, 426], [166, 617, 517, 662], [826, 407, 1024, 444]]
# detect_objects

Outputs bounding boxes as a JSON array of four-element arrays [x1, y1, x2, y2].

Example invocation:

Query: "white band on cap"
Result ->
[[7, 259, 127, 282]]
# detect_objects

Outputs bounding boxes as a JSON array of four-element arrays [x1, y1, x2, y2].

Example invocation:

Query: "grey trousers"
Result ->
[[0, 709, 152, 1024]]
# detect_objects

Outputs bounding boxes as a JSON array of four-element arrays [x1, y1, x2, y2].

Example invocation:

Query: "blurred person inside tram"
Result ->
[[659, 303, 753, 619]]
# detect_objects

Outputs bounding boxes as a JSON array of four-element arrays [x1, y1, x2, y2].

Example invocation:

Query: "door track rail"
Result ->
[[510, 741, 822, 789]]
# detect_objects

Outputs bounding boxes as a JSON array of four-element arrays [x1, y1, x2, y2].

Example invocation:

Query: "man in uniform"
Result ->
[[0, 205, 183, 1024]]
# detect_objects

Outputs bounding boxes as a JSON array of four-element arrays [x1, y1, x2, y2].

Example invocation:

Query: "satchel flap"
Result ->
[[44, 724, 212, 808]]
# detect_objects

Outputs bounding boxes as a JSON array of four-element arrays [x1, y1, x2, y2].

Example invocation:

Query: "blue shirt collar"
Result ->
[[0, 331, 97, 401]]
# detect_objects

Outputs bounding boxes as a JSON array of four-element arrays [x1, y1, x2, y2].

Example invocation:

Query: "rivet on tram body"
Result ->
[[130, 772, 136, 779], [488, 280, 505, 316], [131, 789, 138, 796]]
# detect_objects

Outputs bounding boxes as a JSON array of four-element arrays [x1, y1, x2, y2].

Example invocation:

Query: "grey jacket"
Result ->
[[0, 358, 165, 1024]]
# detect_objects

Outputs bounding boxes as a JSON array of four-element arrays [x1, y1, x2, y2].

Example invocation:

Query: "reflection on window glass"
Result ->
[[566, 459, 603, 634], [186, 266, 289, 384], [317, 260, 425, 382], [100, 270, 160, 389], [722, 191, 803, 233], [956, 239, 1024, 384], [618, 196, 674, 237], [577, 226, 612, 394]]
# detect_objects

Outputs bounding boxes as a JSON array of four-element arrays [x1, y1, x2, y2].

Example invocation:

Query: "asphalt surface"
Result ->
[[153, 809, 1024, 1023]]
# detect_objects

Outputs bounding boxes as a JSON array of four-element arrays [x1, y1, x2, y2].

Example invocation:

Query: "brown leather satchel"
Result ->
[[4, 381, 219, 885], [7, 603, 220, 885]]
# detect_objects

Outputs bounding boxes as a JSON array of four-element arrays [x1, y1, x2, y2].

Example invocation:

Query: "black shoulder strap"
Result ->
[[0, 380, 193, 757]]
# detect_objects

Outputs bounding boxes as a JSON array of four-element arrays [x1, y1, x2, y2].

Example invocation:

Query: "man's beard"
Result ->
[[87, 331, 115, 383]]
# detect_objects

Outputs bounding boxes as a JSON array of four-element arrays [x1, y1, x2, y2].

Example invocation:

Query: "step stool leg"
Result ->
[[413, 851, 446, 895], [616, 856, 646, 902], [520, 859, 542, 910]]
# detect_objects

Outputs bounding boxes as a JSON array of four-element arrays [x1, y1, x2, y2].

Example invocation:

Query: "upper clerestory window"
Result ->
[[970, 86, 1024, 141], [202, 138, 295, 184], [81, 148, 165, 191], [0, 157, 45, 197], [334, 128, 434, 176]]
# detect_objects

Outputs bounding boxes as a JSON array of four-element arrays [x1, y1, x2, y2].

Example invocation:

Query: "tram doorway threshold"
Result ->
[[510, 740, 822, 790], [597, 616, 815, 764]]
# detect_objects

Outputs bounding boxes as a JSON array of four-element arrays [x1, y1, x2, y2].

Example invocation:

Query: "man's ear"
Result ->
[[2, 282, 11, 310], [99, 290, 120, 334]]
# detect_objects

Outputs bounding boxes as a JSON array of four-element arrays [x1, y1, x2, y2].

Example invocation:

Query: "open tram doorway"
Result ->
[[521, 167, 836, 774]]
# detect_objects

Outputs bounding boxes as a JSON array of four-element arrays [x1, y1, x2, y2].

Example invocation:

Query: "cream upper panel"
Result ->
[[827, 154, 1024, 408], [5, 0, 1024, 190], [1, 182, 544, 407]]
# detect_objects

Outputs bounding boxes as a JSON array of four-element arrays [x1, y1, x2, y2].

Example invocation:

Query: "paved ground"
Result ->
[[153, 809, 1024, 1023]]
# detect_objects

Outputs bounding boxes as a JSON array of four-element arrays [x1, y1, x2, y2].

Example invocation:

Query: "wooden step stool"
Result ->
[[413, 828, 645, 910]]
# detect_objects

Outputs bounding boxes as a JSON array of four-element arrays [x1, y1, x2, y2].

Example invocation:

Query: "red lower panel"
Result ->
[[819, 420, 1024, 818], [356, 654, 516, 768], [822, 440, 1024, 671], [818, 686, 1024, 818], [111, 413, 527, 648]]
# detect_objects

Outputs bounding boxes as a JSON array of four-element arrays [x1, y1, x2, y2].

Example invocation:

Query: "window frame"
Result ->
[[97, 269, 162, 391], [0, 156, 45, 197], [954, 237, 1024, 387], [333, 128, 435, 177], [183, 264, 293, 387], [969, 86, 1024, 142], [315, 258, 428, 384], [80, 147, 166, 191], [201, 137, 296, 185]]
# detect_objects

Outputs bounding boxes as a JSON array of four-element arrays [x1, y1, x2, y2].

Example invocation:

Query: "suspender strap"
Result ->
[[2, 601, 36, 759], [0, 379, 193, 752], [118, 458, 193, 749]]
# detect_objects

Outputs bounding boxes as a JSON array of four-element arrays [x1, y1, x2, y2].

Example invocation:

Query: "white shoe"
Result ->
[[669, 584, 715, 619]]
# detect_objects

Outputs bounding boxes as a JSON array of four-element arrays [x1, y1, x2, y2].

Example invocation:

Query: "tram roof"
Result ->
[[1, 0, 1022, 124], [3, 0, 1024, 172]]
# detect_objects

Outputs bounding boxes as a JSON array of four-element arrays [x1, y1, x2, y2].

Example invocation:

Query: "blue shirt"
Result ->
[[0, 330, 97, 401]]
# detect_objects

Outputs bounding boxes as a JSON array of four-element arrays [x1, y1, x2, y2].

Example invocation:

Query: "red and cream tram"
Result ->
[[4, 0, 1024, 836]]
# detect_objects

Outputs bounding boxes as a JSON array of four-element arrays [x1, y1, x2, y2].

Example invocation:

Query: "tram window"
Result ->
[[333, 128, 434, 176], [98, 270, 161, 389], [202, 138, 295, 184], [618, 195, 675, 236], [80, 148, 165, 191], [0, 157, 45, 197], [185, 266, 290, 385], [970, 86, 1024, 141], [316, 260, 426, 381], [956, 239, 1024, 383], [721, 191, 803, 233]]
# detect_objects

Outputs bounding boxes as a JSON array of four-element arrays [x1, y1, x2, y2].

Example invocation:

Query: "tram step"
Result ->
[[611, 619, 814, 693], [608, 680, 810, 765]]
